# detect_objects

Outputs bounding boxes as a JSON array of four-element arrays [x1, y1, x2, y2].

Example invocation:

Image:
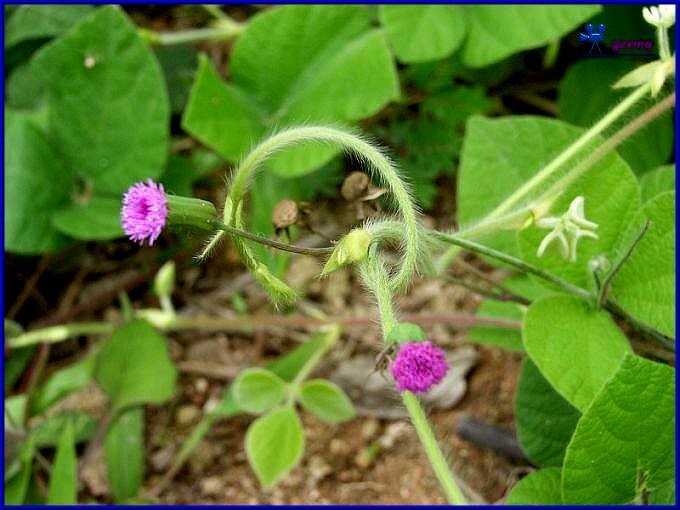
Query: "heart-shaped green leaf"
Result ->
[[233, 368, 286, 414], [506, 467, 563, 504], [562, 354, 675, 504], [610, 191, 675, 338], [245, 406, 304, 487], [95, 319, 177, 412], [379, 5, 466, 63], [32, 6, 169, 194], [523, 295, 631, 412], [299, 379, 356, 424]]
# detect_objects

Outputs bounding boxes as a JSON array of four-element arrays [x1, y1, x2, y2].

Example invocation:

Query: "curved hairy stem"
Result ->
[[225, 125, 420, 293]]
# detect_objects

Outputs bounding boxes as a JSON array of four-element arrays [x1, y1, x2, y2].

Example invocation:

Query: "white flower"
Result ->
[[536, 196, 599, 263], [643, 4, 676, 28]]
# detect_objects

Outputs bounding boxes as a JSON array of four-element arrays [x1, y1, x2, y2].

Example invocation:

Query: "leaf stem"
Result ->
[[430, 231, 592, 301], [139, 19, 243, 47]]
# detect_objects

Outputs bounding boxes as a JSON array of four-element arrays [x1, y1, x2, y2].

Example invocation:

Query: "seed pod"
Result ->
[[272, 199, 299, 230]]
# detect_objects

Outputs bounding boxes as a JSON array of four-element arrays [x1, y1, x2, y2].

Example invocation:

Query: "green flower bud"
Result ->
[[387, 322, 427, 345], [166, 195, 218, 232], [253, 262, 298, 308], [154, 260, 176, 299], [321, 229, 372, 276]]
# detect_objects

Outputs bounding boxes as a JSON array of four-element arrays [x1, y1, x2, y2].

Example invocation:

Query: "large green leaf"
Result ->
[[30, 354, 95, 415], [505, 467, 563, 504], [183, 5, 399, 176], [52, 196, 124, 241], [32, 6, 169, 194], [523, 295, 631, 412], [558, 59, 674, 174], [462, 5, 600, 68], [458, 115, 639, 266], [4, 110, 73, 254], [379, 5, 466, 63], [95, 319, 177, 412], [639, 164, 675, 203], [4, 5, 94, 48], [562, 355, 675, 504], [46, 420, 76, 504], [105, 407, 144, 503], [610, 191, 675, 338], [515, 358, 580, 467], [245, 406, 304, 487]]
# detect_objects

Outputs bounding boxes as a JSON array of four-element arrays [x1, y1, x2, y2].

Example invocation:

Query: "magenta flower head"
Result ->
[[390, 341, 449, 394], [121, 179, 218, 246], [121, 179, 169, 246]]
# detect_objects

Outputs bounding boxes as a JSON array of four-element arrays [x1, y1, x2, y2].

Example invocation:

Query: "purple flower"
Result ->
[[121, 179, 168, 246], [390, 341, 449, 394]]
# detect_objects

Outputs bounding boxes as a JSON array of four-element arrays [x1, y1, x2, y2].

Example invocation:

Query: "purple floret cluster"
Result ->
[[121, 179, 168, 246], [390, 341, 449, 394]]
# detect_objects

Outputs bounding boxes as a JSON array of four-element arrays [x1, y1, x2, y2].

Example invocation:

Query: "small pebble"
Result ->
[[175, 404, 201, 427]]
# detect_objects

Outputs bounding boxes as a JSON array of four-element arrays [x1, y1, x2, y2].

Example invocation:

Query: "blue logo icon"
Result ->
[[578, 23, 606, 54]]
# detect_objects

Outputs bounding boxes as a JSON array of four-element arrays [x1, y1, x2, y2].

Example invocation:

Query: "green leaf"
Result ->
[[154, 44, 198, 115], [562, 354, 675, 504], [105, 407, 144, 502], [212, 330, 328, 418], [558, 59, 674, 173], [245, 406, 304, 487], [516, 150, 640, 290], [610, 191, 675, 338], [5, 346, 36, 391], [32, 5, 169, 194], [52, 196, 124, 241], [468, 274, 551, 352], [31, 355, 95, 415], [6, 61, 46, 110], [299, 379, 356, 424], [5, 5, 94, 48], [505, 467, 563, 504], [462, 5, 600, 68], [515, 358, 580, 467], [4, 436, 35, 505], [183, 5, 399, 176], [47, 420, 76, 504], [32, 411, 97, 448], [233, 368, 286, 414], [386, 322, 427, 344], [648, 479, 676, 505], [4, 110, 73, 254], [379, 5, 466, 63], [5, 394, 27, 432], [523, 295, 632, 412], [95, 319, 177, 412], [459, 115, 589, 256], [639, 165, 675, 203]]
